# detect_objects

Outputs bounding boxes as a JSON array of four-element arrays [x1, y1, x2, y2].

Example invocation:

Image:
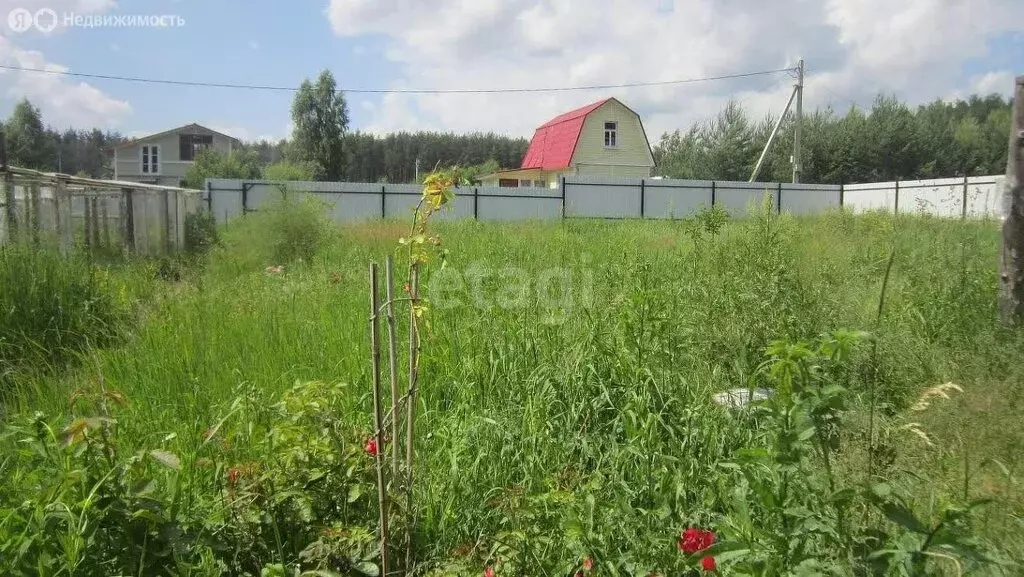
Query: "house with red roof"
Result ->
[[480, 97, 655, 188]]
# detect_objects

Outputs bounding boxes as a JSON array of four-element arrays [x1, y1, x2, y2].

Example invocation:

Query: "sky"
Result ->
[[0, 0, 1020, 144]]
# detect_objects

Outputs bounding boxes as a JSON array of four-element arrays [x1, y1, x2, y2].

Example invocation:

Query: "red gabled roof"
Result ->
[[520, 98, 611, 170]]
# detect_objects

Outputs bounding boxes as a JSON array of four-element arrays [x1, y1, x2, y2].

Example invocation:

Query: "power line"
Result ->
[[0, 63, 796, 95]]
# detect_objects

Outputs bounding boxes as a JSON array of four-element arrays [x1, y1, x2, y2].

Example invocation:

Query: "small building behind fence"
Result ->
[[0, 165, 203, 255]]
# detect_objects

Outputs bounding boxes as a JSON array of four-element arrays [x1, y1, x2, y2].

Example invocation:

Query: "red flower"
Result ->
[[484, 566, 495, 577], [701, 555, 716, 572], [679, 527, 716, 554], [364, 437, 379, 457], [583, 557, 593, 570], [227, 467, 240, 486]]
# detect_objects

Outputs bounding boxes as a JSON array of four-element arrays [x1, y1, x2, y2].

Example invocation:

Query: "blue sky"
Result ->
[[0, 0, 1021, 142]]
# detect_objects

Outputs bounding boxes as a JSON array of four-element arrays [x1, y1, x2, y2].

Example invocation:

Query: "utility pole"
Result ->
[[750, 85, 798, 182], [792, 58, 804, 183], [999, 75, 1024, 323]]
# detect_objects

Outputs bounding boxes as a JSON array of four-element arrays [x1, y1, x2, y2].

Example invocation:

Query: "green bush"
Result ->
[[265, 192, 333, 265], [0, 246, 128, 389], [184, 210, 220, 256]]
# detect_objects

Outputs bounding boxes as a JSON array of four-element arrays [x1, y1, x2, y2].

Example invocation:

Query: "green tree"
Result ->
[[182, 148, 261, 189], [262, 160, 320, 181], [290, 70, 349, 181], [4, 99, 53, 169]]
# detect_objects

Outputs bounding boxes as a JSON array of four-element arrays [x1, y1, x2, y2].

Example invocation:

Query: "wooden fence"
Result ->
[[0, 165, 204, 255]]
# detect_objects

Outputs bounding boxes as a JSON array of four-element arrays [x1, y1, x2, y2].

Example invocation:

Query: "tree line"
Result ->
[[654, 94, 1012, 184], [0, 69, 1012, 186]]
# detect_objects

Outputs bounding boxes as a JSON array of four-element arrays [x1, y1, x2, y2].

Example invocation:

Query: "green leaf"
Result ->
[[347, 484, 364, 504], [353, 561, 380, 576], [149, 450, 181, 471], [880, 502, 929, 534]]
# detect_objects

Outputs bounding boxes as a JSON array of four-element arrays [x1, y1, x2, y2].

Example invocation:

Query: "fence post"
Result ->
[[777, 181, 783, 214], [102, 197, 111, 249], [161, 189, 172, 255], [2, 169, 13, 241], [894, 179, 900, 214], [473, 186, 479, 220], [30, 183, 40, 246], [90, 197, 99, 249], [241, 183, 249, 216], [962, 174, 969, 219], [206, 180, 213, 213], [560, 177, 567, 219], [84, 194, 93, 250], [640, 178, 646, 219], [381, 185, 387, 219], [122, 187, 135, 253], [57, 178, 72, 254], [711, 180, 717, 207], [839, 179, 845, 209]]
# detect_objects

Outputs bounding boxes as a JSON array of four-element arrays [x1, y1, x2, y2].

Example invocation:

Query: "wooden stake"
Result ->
[[385, 256, 401, 479], [1000, 76, 1024, 323], [369, 262, 390, 577], [404, 263, 420, 571]]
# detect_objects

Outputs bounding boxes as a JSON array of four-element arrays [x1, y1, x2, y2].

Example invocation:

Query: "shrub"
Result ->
[[0, 246, 128, 389], [265, 192, 333, 265], [184, 210, 220, 255]]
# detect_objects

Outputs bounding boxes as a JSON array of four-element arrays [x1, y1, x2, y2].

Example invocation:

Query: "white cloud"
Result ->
[[0, 36, 132, 127], [326, 0, 1022, 139], [968, 70, 1017, 97], [0, 0, 131, 128]]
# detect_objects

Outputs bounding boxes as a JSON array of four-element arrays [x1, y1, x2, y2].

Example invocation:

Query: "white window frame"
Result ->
[[534, 179, 546, 188], [141, 144, 161, 175], [604, 121, 617, 148], [519, 179, 532, 187]]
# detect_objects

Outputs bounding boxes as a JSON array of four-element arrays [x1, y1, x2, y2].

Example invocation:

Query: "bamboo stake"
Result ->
[[404, 263, 420, 571], [385, 255, 401, 479], [369, 262, 389, 577]]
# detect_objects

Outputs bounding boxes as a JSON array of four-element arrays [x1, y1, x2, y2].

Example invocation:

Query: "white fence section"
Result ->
[[205, 174, 1007, 224]]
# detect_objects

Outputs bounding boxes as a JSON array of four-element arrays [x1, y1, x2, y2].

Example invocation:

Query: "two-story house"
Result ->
[[113, 123, 241, 187], [480, 98, 655, 188]]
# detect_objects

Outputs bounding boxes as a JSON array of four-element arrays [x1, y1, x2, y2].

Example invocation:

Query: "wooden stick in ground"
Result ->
[[999, 75, 1024, 323], [404, 262, 420, 571], [369, 262, 389, 577], [385, 255, 401, 479]]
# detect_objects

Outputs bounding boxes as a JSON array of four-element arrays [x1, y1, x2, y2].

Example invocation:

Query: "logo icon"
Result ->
[[33, 8, 58, 33], [7, 8, 33, 33]]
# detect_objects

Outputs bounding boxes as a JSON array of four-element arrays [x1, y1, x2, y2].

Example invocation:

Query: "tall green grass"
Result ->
[[0, 245, 137, 395], [2, 206, 1023, 574]]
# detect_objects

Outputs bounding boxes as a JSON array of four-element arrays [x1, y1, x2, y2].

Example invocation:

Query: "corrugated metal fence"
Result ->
[[206, 174, 1006, 223]]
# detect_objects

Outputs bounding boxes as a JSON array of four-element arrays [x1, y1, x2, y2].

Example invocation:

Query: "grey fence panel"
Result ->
[[781, 183, 842, 215], [643, 179, 712, 219], [844, 183, 896, 213], [476, 186, 561, 220], [565, 176, 641, 218], [964, 176, 1001, 217], [715, 182, 777, 217], [901, 177, 964, 217]]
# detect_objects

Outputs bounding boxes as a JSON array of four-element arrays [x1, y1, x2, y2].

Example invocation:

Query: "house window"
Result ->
[[498, 178, 519, 188], [534, 179, 546, 188], [604, 122, 617, 147], [519, 179, 532, 187], [179, 134, 214, 161], [141, 145, 160, 174]]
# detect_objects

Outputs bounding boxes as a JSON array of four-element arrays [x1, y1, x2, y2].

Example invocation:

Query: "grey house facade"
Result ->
[[113, 123, 241, 187]]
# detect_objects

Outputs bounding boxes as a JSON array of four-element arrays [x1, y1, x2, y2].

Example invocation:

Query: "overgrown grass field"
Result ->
[[2, 198, 1022, 576]]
